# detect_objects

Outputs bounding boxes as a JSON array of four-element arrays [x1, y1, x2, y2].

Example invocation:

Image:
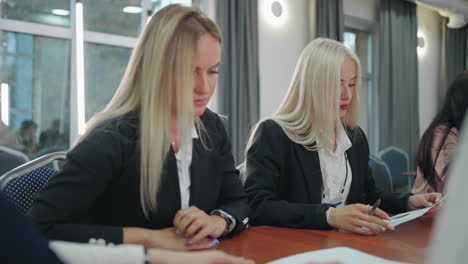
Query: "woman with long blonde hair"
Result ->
[[244, 38, 440, 235], [31, 4, 249, 250]]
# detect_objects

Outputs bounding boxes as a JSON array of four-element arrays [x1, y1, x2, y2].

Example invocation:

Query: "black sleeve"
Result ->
[[211, 114, 250, 236], [30, 123, 130, 244], [356, 127, 410, 213], [245, 120, 332, 230], [1, 194, 63, 264]]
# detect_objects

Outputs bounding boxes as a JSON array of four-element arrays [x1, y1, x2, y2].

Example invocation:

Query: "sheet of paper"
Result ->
[[388, 207, 431, 227], [266, 247, 408, 264], [388, 194, 447, 227]]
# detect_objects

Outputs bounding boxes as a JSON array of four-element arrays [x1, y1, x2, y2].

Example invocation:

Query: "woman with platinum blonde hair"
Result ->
[[31, 4, 250, 252], [244, 38, 440, 235]]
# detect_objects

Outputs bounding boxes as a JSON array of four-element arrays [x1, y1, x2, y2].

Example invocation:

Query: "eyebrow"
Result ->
[[210, 62, 221, 69]]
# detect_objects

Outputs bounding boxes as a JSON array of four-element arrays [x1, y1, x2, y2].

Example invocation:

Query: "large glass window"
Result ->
[[0, 0, 198, 162], [84, 43, 131, 120], [0, 0, 70, 27], [84, 0, 143, 37], [0, 31, 70, 158]]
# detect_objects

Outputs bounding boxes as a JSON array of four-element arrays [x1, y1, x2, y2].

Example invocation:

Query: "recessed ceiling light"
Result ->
[[51, 9, 70, 16], [123, 6, 143, 14]]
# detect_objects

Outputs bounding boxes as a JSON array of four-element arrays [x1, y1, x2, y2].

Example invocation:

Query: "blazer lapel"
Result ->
[[152, 149, 181, 226], [345, 136, 362, 204], [294, 144, 323, 203], [189, 138, 214, 210]]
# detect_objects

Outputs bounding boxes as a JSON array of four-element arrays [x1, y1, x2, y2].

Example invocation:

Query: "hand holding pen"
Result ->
[[327, 200, 394, 236], [367, 199, 381, 216]]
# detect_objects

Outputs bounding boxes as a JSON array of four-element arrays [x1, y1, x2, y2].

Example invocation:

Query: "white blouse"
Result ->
[[173, 126, 199, 210], [174, 125, 236, 234], [318, 123, 353, 207]]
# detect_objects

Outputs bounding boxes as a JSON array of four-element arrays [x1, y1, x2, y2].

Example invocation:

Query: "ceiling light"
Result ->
[[51, 9, 70, 16], [123, 6, 143, 14]]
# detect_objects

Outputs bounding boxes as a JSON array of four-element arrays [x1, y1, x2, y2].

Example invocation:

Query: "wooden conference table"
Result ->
[[218, 210, 436, 264]]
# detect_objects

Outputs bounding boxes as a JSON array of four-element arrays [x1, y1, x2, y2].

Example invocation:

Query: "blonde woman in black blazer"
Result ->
[[244, 38, 440, 235], [31, 5, 249, 250]]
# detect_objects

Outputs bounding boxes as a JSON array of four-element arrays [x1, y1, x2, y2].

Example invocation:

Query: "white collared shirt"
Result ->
[[173, 124, 237, 234], [318, 122, 353, 206], [174, 126, 199, 209]]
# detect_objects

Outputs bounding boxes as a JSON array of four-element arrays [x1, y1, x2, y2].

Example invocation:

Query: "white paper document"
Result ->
[[267, 247, 408, 264], [388, 195, 447, 227]]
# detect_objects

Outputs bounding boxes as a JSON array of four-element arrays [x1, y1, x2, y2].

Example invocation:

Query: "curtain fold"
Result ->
[[315, 0, 343, 41], [216, 0, 259, 163], [378, 0, 419, 169], [445, 24, 467, 88]]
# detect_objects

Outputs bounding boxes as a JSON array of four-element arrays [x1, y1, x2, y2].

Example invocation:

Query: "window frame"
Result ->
[[344, 14, 379, 155], [0, 0, 200, 146]]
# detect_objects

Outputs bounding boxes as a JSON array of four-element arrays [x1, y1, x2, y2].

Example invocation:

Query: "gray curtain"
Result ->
[[445, 25, 467, 87], [216, 0, 259, 164], [378, 0, 419, 169], [315, 0, 343, 41]]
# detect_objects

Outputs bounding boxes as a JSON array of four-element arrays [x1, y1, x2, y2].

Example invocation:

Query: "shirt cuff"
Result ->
[[49, 240, 145, 264], [326, 207, 333, 224]]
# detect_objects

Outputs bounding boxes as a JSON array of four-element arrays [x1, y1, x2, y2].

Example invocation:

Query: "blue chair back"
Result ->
[[0, 151, 66, 214], [369, 156, 393, 193], [378, 146, 410, 193], [2, 167, 58, 214]]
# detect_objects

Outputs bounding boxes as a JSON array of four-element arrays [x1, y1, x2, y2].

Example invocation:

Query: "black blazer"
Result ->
[[244, 120, 410, 229], [30, 109, 249, 243]]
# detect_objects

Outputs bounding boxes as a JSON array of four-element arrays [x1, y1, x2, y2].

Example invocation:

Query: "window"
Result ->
[[0, 31, 71, 158], [152, 0, 192, 11], [0, 0, 200, 160], [0, 0, 71, 27], [84, 43, 131, 120], [344, 29, 376, 153], [83, 0, 143, 37]]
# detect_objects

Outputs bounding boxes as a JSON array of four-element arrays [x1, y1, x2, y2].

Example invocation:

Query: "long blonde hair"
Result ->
[[249, 38, 361, 151], [76, 4, 222, 218]]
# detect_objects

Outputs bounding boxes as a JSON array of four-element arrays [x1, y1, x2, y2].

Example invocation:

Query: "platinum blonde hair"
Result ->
[[248, 38, 361, 151], [76, 4, 222, 218]]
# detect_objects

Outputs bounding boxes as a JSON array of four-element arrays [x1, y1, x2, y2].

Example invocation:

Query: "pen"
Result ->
[[368, 198, 381, 216]]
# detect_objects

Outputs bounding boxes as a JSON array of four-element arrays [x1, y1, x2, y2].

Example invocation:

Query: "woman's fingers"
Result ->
[[174, 207, 205, 234], [354, 219, 385, 234], [371, 208, 390, 220]]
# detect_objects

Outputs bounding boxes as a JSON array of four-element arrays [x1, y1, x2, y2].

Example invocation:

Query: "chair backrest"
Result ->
[[0, 146, 29, 176], [369, 155, 393, 193], [378, 146, 409, 192], [0, 151, 67, 214]]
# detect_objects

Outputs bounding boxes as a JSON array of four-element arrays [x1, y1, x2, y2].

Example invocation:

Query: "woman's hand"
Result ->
[[407, 192, 441, 210], [327, 204, 394, 235], [148, 249, 255, 264], [150, 227, 217, 250], [173, 206, 227, 243], [124, 227, 216, 250]]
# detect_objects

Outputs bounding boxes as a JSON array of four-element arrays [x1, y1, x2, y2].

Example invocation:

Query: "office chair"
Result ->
[[0, 151, 67, 215], [378, 146, 410, 193], [369, 155, 393, 193]]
